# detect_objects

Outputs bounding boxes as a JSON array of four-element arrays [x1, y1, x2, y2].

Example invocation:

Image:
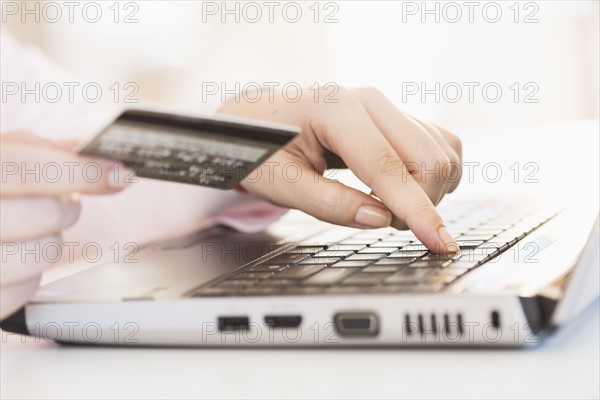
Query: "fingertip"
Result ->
[[104, 162, 133, 193]]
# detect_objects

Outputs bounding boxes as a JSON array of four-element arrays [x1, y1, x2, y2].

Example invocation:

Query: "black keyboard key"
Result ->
[[302, 268, 356, 286], [277, 264, 326, 279]]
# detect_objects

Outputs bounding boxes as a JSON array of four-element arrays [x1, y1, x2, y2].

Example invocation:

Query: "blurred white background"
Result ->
[[2, 0, 599, 133]]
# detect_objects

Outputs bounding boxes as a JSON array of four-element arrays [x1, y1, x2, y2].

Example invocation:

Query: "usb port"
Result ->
[[264, 315, 302, 328], [217, 316, 250, 331], [334, 312, 379, 337]]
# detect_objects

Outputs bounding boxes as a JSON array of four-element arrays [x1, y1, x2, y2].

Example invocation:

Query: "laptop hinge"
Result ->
[[0, 307, 29, 336], [519, 295, 559, 333]]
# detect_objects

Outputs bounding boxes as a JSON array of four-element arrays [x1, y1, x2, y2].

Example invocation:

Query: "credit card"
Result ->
[[79, 109, 300, 189]]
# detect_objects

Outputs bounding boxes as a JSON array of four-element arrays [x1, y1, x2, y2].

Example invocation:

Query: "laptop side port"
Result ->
[[217, 316, 250, 331], [264, 315, 302, 328], [334, 312, 379, 337]]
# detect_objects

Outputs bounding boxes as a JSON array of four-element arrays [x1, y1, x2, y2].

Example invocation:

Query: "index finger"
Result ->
[[325, 109, 459, 254], [1, 141, 130, 197]]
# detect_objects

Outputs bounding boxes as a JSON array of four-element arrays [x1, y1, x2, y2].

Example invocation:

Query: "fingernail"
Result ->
[[355, 205, 392, 228], [438, 226, 460, 253], [107, 163, 131, 191]]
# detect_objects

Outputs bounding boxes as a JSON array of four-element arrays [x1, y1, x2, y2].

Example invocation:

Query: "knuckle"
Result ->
[[446, 132, 463, 157], [375, 151, 407, 179], [356, 86, 384, 99]]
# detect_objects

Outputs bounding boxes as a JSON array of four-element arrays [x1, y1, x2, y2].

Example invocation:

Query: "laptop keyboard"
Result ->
[[188, 201, 560, 297]]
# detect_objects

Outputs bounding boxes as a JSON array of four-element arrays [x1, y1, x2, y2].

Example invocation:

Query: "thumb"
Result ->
[[1, 141, 131, 197]]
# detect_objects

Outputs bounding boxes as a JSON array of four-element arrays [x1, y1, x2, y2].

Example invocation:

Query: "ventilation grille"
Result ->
[[403, 312, 465, 338]]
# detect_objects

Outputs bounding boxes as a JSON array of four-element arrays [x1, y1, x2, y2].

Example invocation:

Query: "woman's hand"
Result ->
[[219, 87, 462, 253], [0, 132, 128, 319]]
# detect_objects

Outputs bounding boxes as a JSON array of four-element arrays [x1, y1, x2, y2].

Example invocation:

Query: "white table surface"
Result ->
[[2, 121, 599, 399], [1, 300, 598, 399]]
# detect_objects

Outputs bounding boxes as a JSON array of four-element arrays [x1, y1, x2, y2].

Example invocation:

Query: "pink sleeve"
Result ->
[[63, 178, 288, 256]]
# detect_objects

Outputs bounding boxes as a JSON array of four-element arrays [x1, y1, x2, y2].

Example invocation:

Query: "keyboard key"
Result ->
[[325, 244, 367, 251], [369, 241, 406, 248], [374, 257, 416, 266], [302, 268, 356, 286], [362, 265, 399, 273], [277, 264, 326, 279], [358, 247, 399, 254], [420, 254, 456, 262], [299, 257, 341, 265], [384, 269, 436, 284], [345, 253, 385, 261], [286, 246, 324, 255], [388, 250, 428, 258], [314, 250, 356, 258], [341, 273, 390, 286], [331, 260, 372, 268], [399, 244, 429, 251]]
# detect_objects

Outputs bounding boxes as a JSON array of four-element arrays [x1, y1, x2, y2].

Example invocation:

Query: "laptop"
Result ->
[[1, 112, 598, 347], [1, 197, 597, 347]]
